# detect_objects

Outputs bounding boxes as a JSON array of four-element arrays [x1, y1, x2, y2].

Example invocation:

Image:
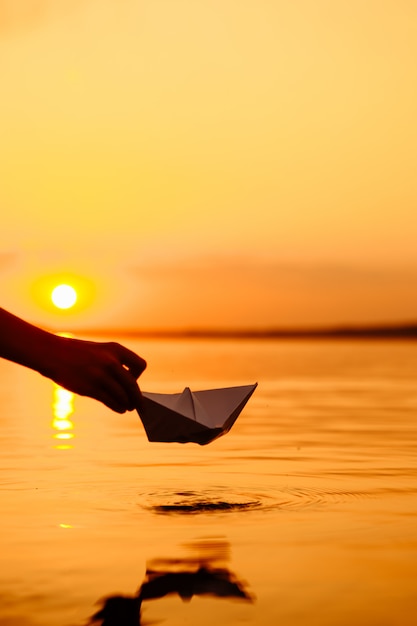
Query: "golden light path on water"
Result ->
[[52, 384, 75, 449]]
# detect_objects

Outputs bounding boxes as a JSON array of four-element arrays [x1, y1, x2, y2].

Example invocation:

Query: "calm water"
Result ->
[[1, 338, 417, 626]]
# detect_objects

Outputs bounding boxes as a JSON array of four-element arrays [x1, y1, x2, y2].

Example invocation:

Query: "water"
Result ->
[[1, 338, 417, 625]]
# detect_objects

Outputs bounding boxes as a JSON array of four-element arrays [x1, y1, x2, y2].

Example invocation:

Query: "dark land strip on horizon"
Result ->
[[61, 323, 417, 340]]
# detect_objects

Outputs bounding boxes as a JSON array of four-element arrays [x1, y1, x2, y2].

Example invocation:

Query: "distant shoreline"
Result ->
[[64, 324, 417, 340]]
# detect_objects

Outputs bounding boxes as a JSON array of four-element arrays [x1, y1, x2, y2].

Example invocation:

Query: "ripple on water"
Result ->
[[142, 489, 263, 514], [139, 485, 373, 515]]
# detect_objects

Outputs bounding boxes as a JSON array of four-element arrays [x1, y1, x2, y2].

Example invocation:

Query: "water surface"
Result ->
[[1, 339, 417, 625]]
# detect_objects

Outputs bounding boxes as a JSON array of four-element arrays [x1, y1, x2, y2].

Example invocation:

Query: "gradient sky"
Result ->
[[1, 0, 417, 330]]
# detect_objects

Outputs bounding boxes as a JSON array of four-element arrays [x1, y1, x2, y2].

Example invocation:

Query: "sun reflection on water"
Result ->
[[52, 384, 75, 449]]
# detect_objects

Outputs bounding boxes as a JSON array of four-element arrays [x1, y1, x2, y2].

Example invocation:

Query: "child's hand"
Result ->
[[46, 336, 147, 413]]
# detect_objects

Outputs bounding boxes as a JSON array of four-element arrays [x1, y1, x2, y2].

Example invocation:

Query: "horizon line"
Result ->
[[54, 322, 417, 340]]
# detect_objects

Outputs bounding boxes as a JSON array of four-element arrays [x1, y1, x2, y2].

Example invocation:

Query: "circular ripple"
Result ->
[[139, 485, 371, 515], [275, 486, 371, 510], [141, 489, 263, 515]]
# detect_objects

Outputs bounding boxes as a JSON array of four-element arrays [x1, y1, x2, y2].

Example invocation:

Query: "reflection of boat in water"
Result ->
[[88, 543, 253, 625], [141, 564, 251, 601]]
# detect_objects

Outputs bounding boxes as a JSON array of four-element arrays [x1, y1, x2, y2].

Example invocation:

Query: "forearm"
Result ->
[[0, 308, 59, 378]]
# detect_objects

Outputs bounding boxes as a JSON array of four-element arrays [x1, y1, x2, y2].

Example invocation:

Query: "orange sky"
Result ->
[[1, 0, 417, 330]]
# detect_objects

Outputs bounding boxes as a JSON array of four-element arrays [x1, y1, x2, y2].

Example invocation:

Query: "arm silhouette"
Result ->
[[0, 308, 146, 413]]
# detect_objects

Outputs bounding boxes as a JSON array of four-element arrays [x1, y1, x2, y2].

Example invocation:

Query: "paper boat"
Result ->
[[137, 383, 257, 445]]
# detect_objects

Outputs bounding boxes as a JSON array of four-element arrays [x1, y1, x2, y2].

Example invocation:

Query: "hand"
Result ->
[[0, 309, 147, 413], [46, 336, 147, 413]]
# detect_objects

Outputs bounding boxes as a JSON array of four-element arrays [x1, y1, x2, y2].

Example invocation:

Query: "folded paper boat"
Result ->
[[137, 383, 257, 445]]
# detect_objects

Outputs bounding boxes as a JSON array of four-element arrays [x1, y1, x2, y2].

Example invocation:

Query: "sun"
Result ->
[[51, 284, 78, 310]]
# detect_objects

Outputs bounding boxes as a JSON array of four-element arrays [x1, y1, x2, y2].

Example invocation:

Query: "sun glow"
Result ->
[[51, 284, 77, 310], [31, 273, 96, 317]]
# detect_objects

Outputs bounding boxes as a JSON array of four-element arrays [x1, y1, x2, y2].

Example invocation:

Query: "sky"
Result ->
[[1, 0, 417, 330]]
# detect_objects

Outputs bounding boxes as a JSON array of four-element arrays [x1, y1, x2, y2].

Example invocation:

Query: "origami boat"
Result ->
[[137, 383, 257, 445]]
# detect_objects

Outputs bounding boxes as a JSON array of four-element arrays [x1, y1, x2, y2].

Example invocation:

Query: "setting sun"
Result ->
[[51, 284, 77, 310]]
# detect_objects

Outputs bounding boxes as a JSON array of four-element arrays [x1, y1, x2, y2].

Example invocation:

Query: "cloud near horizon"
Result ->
[[123, 258, 417, 330]]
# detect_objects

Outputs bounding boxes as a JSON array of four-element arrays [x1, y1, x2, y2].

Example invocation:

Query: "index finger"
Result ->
[[114, 344, 147, 379]]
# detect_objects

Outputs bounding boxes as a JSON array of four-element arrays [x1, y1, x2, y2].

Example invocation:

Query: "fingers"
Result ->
[[105, 344, 146, 411], [110, 361, 142, 411], [112, 343, 147, 379], [96, 386, 128, 413], [95, 371, 141, 413], [66, 341, 147, 413]]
